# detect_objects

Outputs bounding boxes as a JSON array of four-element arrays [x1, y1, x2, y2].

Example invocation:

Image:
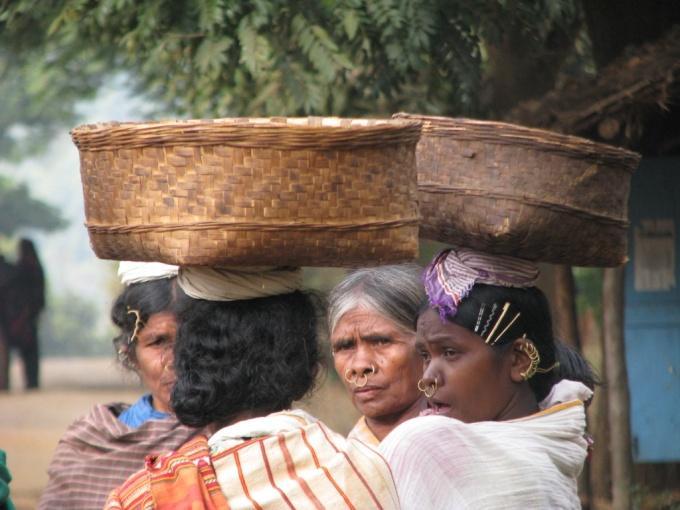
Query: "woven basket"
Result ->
[[72, 117, 421, 266], [394, 113, 641, 267]]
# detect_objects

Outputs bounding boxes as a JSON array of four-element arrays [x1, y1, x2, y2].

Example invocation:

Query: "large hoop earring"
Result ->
[[520, 341, 541, 380], [417, 377, 438, 398]]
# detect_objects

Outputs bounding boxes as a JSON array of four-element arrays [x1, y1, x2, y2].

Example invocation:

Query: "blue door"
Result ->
[[624, 157, 680, 462]]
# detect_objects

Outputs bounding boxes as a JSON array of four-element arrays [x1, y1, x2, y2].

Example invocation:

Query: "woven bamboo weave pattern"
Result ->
[[394, 113, 641, 267], [73, 117, 421, 266]]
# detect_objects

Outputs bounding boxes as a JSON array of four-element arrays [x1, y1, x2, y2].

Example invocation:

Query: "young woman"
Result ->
[[380, 248, 596, 509], [328, 264, 425, 444]]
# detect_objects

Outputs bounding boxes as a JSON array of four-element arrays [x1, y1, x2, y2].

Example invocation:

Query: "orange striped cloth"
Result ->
[[347, 416, 380, 447], [105, 410, 399, 509]]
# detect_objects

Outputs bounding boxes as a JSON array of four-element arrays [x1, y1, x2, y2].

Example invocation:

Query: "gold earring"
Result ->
[[520, 341, 541, 380]]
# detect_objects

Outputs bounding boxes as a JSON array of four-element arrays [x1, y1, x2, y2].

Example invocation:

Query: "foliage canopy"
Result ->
[[0, 0, 579, 155]]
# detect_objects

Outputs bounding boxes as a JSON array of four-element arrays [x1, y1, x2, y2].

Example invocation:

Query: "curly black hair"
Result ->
[[111, 278, 188, 371], [171, 290, 322, 428]]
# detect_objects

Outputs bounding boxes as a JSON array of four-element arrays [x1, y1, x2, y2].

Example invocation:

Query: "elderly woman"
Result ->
[[328, 264, 425, 445], [379, 248, 596, 509], [106, 267, 398, 509], [38, 263, 198, 510]]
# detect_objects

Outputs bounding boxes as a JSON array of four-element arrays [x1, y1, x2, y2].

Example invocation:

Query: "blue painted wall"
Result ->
[[624, 157, 680, 462]]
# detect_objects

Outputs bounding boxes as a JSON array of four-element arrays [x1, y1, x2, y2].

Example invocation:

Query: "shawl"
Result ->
[[379, 381, 591, 510], [38, 403, 198, 510], [105, 410, 399, 509], [347, 416, 381, 447]]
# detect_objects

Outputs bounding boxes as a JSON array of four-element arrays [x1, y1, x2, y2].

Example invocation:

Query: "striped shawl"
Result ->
[[105, 410, 399, 509], [38, 402, 199, 510]]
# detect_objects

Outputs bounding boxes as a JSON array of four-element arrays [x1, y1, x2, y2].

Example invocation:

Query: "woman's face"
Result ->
[[416, 307, 516, 423], [132, 311, 177, 414], [331, 307, 423, 421]]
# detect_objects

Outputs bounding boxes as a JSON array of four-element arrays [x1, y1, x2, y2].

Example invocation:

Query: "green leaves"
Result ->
[[0, 0, 583, 131]]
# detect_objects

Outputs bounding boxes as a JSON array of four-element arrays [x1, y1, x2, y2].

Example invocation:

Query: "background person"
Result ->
[[38, 262, 199, 510], [0, 254, 15, 391], [6, 238, 45, 389], [328, 264, 426, 445], [380, 248, 597, 509], [106, 266, 399, 509]]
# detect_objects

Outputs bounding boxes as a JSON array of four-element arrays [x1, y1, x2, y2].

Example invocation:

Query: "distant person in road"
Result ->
[[328, 264, 426, 445], [0, 254, 15, 391], [5, 239, 45, 390], [38, 262, 200, 510]]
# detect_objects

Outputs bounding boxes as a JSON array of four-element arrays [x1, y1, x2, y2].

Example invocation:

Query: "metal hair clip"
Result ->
[[126, 307, 145, 345]]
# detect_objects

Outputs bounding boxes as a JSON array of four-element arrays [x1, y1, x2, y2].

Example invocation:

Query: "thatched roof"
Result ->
[[507, 25, 680, 152]]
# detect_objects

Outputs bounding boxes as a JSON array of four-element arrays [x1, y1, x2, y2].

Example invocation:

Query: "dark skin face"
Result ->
[[331, 307, 425, 440], [416, 307, 538, 423]]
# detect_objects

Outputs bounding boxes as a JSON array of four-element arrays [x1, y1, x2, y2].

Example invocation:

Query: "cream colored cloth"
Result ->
[[380, 380, 591, 510], [117, 261, 178, 285], [347, 415, 381, 447], [208, 409, 400, 509], [178, 266, 302, 301]]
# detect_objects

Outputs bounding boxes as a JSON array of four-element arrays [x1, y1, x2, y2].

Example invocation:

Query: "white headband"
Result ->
[[177, 266, 302, 301], [118, 261, 179, 286]]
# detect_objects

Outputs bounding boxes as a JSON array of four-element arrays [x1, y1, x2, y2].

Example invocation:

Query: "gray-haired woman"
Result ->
[[328, 264, 426, 445]]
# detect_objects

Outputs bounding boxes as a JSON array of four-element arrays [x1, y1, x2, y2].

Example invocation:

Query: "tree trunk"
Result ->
[[602, 266, 633, 510]]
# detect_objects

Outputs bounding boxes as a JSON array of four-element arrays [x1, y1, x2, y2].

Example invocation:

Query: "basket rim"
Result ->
[[71, 116, 422, 151], [393, 112, 641, 169]]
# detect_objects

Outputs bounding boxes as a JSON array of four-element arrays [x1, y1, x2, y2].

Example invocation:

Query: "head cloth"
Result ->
[[423, 248, 539, 320], [118, 261, 179, 286], [178, 266, 302, 301]]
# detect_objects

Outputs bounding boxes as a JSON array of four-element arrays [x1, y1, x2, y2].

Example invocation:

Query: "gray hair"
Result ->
[[327, 264, 426, 334]]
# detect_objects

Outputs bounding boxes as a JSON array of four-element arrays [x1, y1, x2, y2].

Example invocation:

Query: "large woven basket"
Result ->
[[394, 113, 641, 267], [72, 117, 421, 266]]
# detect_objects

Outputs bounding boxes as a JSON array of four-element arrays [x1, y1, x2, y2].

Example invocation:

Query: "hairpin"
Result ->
[[480, 302, 498, 338], [127, 307, 145, 345], [474, 303, 486, 333]]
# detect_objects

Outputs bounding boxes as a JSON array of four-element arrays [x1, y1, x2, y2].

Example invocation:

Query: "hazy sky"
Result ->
[[0, 79, 152, 333]]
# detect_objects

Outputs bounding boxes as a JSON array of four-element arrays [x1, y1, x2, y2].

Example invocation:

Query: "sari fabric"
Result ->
[[105, 409, 399, 510], [347, 416, 380, 447], [380, 384, 590, 510]]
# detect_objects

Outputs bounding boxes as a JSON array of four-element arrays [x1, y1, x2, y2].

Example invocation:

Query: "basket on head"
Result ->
[[394, 113, 641, 267], [72, 117, 422, 267]]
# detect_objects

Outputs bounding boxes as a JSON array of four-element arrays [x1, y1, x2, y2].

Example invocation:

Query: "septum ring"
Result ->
[[344, 364, 376, 387], [417, 377, 438, 398]]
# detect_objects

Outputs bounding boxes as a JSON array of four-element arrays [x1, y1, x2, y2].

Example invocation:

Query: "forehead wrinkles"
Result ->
[[332, 307, 405, 340]]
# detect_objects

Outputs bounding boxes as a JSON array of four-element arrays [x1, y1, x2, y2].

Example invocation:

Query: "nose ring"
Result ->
[[345, 364, 376, 387], [417, 377, 438, 398]]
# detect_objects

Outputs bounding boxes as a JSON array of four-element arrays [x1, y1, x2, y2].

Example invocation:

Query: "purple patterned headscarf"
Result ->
[[424, 248, 540, 320]]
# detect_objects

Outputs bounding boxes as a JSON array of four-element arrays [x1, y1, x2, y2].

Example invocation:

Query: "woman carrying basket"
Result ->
[[380, 248, 596, 510], [106, 266, 399, 510]]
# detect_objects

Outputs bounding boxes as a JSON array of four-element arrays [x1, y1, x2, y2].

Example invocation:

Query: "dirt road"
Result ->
[[0, 357, 357, 510]]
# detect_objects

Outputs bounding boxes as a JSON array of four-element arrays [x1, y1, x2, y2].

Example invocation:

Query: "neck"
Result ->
[[365, 396, 426, 441], [208, 408, 269, 435], [495, 386, 539, 421]]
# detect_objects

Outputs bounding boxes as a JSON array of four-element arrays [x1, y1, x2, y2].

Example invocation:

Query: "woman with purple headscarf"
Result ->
[[380, 248, 596, 509]]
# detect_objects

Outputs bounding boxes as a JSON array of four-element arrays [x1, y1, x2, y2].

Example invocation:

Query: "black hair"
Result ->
[[441, 284, 597, 401], [171, 290, 322, 428], [111, 277, 188, 370]]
